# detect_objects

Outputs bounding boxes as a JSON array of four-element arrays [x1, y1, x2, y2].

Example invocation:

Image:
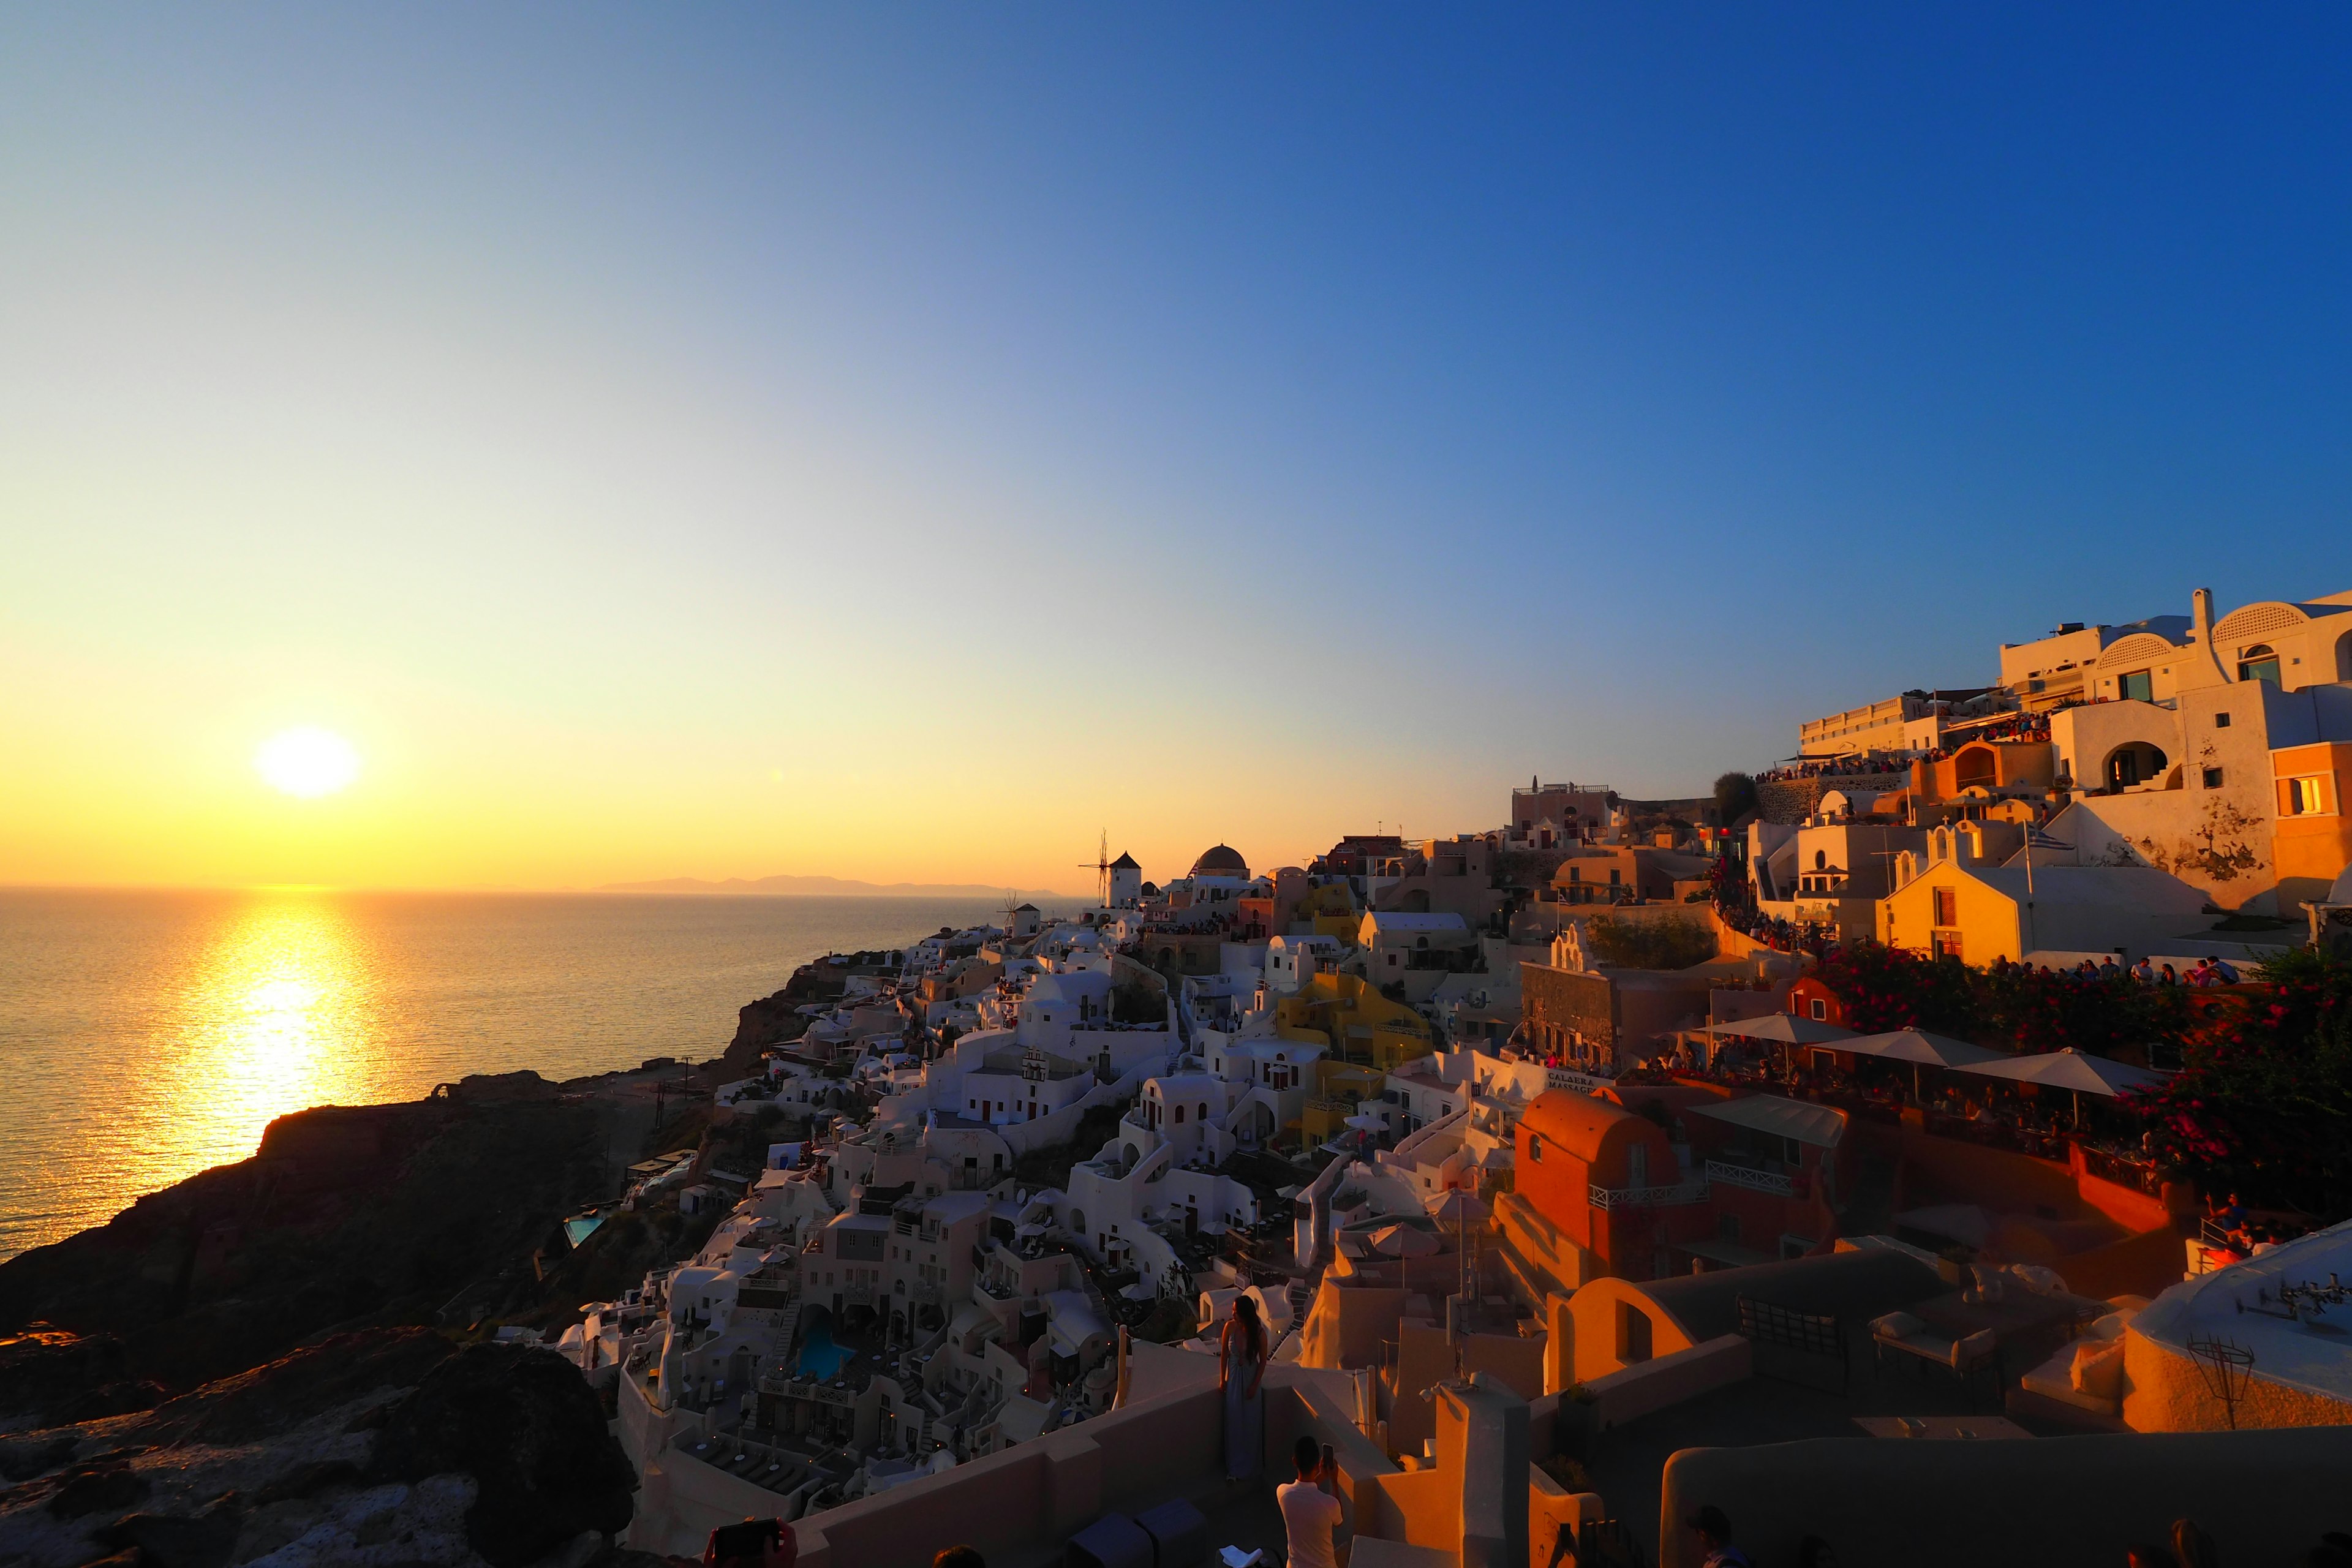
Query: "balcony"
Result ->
[[1586, 1178, 1708, 1210], [1705, 1159, 1795, 1197]]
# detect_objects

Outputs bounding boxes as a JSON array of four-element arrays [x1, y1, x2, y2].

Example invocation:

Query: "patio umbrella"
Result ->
[[1429, 1189, 1490, 1308], [1703, 1014, 1860, 1046], [1343, 1113, 1389, 1134], [1369, 1223, 1440, 1258], [1950, 1047, 2171, 1127], [1841, 1028, 2006, 1100]]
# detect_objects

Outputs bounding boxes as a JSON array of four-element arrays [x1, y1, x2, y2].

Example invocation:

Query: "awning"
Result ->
[[1948, 1047, 2170, 1098], [1704, 1015, 1859, 1046], [1837, 1028, 2006, 1068], [1687, 1093, 1847, 1149]]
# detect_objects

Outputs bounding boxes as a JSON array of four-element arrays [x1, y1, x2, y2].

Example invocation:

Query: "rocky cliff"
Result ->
[[0, 1329, 664, 1568], [0, 1082, 612, 1416]]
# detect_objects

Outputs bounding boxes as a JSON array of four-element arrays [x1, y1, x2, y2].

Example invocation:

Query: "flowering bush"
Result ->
[[2124, 948, 2352, 1219]]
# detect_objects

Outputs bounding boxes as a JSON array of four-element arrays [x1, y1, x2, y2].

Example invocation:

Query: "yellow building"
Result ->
[[1299, 1059, 1389, 1142], [1880, 821, 2209, 965], [2272, 741, 2352, 905], [1273, 972, 1432, 1072]]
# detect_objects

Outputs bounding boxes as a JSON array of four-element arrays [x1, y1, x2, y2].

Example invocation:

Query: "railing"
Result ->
[[1706, 1159, 1795, 1197], [2079, 1143, 2164, 1196], [1588, 1178, 1708, 1210]]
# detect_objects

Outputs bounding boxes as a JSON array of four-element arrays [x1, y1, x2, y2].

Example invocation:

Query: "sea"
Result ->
[[0, 888, 1068, 1262]]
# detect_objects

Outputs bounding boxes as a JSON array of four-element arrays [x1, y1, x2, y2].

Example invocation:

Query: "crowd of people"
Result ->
[[1756, 755, 1911, 785], [1717, 902, 1835, 958], [1756, 710, 2056, 787], [1989, 951, 2244, 987]]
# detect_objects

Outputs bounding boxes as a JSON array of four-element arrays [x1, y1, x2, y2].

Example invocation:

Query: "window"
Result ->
[[1814, 849, 1827, 870], [1608, 869, 1622, 886], [2203, 767, 2225, 789], [1932, 930, 1964, 962], [2238, 645, 2282, 685], [1809, 998, 1828, 1021], [1528, 1135, 1543, 1163], [1932, 888, 1958, 927], [2286, 777, 2331, 815], [2214, 712, 2231, 729], [1618, 1303, 1653, 1364], [1718, 1213, 1743, 1243], [2119, 670, 2153, 703]]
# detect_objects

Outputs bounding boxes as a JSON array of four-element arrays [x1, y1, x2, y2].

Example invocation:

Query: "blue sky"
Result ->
[[4, 6, 2350, 888]]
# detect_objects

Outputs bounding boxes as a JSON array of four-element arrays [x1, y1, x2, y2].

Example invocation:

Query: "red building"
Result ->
[[1508, 1088, 1849, 1283]]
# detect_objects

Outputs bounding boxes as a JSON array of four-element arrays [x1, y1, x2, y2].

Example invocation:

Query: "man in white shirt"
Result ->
[[1276, 1434, 1348, 1568]]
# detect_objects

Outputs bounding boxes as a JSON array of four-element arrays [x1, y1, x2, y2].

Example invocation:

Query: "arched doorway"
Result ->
[[2103, 742, 2168, 791]]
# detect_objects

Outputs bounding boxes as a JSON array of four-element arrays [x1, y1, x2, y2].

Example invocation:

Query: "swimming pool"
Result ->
[[796, 1313, 853, 1380]]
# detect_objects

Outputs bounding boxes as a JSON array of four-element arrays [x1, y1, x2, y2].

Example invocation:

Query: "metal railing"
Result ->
[[1706, 1159, 1795, 1197], [1588, 1178, 1709, 1210]]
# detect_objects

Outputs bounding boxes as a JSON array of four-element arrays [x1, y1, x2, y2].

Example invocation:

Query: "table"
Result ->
[[1853, 1415, 2033, 1440]]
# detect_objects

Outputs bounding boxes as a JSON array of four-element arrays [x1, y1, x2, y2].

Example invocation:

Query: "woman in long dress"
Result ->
[[1220, 1294, 1267, 1482]]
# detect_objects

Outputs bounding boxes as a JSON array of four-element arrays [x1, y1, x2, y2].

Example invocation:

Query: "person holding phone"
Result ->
[[1277, 1434, 1348, 1568], [704, 1516, 794, 1568]]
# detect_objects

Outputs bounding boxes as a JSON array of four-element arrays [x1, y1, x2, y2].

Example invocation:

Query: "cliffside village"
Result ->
[[556, 583, 2352, 1567]]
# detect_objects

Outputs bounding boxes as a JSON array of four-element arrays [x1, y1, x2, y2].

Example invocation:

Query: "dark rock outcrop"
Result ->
[[0, 1096, 609, 1414], [374, 1341, 636, 1567], [0, 1328, 635, 1568], [717, 968, 834, 1079]]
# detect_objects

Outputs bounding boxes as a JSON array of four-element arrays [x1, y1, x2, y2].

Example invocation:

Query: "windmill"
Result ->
[[1079, 830, 1113, 907], [999, 889, 1025, 934]]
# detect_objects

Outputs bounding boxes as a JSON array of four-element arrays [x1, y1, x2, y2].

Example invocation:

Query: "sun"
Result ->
[[255, 727, 361, 799]]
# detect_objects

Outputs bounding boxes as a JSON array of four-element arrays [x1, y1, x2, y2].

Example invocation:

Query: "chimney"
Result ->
[[2190, 587, 2234, 685]]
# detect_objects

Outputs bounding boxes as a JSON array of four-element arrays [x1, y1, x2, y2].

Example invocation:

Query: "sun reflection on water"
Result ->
[[151, 894, 381, 1191]]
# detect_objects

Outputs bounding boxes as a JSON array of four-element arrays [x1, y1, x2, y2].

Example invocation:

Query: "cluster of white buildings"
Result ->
[[577, 843, 1611, 1553]]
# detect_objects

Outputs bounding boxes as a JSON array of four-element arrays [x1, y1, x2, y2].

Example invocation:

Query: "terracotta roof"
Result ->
[[1520, 1089, 1648, 1166]]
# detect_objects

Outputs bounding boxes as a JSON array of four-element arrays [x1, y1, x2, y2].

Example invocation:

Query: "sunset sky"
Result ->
[[6, 7, 2351, 894]]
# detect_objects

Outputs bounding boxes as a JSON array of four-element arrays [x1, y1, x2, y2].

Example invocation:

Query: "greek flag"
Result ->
[[2027, 827, 2073, 851]]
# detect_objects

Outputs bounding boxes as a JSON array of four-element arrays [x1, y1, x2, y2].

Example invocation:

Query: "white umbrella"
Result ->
[[1954, 1047, 2169, 1096], [1343, 1114, 1389, 1133], [1703, 1014, 1860, 1046], [1369, 1223, 1440, 1258], [1841, 1028, 2006, 1099], [1950, 1047, 2171, 1127], [1430, 1188, 1489, 1226], [1428, 1189, 1490, 1306]]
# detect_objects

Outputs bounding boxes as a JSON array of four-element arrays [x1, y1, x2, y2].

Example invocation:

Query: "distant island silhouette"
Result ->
[[597, 873, 1076, 899]]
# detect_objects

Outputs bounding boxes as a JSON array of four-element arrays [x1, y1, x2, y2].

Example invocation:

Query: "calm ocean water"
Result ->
[[0, 889, 1056, 1261]]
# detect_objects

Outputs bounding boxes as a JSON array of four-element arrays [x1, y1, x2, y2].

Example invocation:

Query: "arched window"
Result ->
[[1174, 1105, 1184, 1124], [2238, 644, 2282, 685], [1814, 849, 1827, 870]]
